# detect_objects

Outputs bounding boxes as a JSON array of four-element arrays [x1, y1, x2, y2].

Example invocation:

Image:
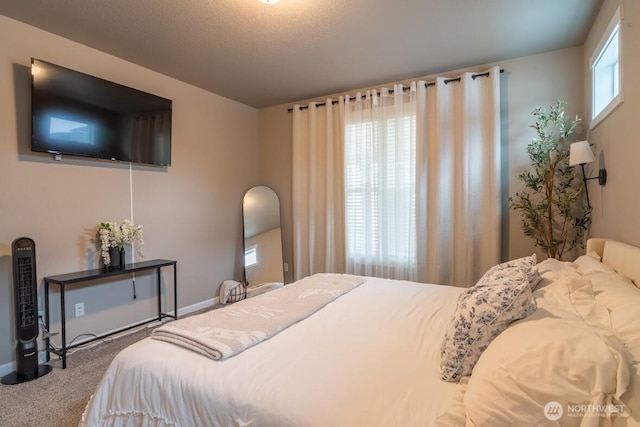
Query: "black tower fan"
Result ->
[[1, 237, 52, 385]]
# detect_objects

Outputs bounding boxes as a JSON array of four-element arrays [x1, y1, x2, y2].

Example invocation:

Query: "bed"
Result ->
[[80, 238, 640, 427]]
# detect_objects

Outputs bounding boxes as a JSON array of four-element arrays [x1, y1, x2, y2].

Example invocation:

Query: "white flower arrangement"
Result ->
[[98, 219, 144, 266]]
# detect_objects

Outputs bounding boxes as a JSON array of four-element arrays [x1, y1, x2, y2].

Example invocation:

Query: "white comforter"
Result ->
[[80, 277, 463, 427]]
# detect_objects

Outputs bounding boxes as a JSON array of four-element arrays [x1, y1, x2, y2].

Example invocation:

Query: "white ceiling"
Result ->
[[0, 0, 602, 108]]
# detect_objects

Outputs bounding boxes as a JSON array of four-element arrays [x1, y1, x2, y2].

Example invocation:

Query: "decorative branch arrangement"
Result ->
[[98, 219, 144, 266], [509, 100, 591, 260]]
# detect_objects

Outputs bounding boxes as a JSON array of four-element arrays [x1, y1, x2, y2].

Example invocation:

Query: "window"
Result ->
[[344, 115, 416, 266], [244, 245, 258, 267], [591, 5, 623, 128]]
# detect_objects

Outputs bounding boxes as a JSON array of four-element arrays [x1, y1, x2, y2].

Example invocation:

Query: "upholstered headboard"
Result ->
[[586, 238, 640, 287]]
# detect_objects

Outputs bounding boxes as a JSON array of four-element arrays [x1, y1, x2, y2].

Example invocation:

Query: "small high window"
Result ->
[[591, 5, 623, 128]]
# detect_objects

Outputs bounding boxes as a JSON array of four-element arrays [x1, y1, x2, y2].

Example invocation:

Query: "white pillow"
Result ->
[[573, 254, 616, 276], [463, 276, 633, 426], [588, 273, 640, 348], [537, 257, 571, 275], [534, 273, 610, 327], [440, 265, 537, 382], [533, 257, 573, 291], [586, 250, 602, 262]]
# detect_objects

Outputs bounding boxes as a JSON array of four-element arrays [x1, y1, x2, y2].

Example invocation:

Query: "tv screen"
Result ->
[[31, 58, 172, 166]]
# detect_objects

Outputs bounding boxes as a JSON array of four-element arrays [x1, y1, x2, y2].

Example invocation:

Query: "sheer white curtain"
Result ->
[[291, 67, 501, 286], [292, 100, 346, 280], [416, 67, 502, 286], [343, 83, 418, 280]]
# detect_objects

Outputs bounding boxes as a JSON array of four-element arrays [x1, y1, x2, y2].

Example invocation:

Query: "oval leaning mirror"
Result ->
[[242, 186, 284, 295]]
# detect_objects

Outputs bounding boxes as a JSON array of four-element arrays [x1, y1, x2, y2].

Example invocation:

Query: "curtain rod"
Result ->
[[287, 69, 504, 112]]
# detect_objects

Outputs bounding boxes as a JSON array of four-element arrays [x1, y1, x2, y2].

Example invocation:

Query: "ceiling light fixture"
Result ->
[[259, 0, 279, 3]]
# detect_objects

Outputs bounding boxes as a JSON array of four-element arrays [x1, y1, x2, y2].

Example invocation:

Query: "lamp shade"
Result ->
[[569, 141, 596, 166]]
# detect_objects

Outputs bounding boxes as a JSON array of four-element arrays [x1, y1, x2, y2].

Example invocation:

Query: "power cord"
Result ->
[[37, 315, 157, 358], [38, 316, 97, 356]]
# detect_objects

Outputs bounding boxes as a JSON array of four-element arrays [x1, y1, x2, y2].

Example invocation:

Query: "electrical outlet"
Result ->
[[38, 310, 44, 320], [283, 262, 289, 273], [75, 302, 85, 317]]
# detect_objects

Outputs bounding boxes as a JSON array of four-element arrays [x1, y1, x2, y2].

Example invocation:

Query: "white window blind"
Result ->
[[344, 112, 416, 271]]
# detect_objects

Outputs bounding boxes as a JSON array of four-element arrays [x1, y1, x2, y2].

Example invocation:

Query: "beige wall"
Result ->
[[583, 0, 640, 246], [257, 106, 294, 283], [258, 46, 586, 281], [0, 15, 259, 369]]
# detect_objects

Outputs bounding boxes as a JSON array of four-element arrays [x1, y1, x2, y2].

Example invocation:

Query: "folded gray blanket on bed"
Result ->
[[151, 273, 365, 360]]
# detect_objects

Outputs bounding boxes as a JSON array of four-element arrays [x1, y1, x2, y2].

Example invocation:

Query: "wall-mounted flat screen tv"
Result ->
[[31, 58, 172, 166]]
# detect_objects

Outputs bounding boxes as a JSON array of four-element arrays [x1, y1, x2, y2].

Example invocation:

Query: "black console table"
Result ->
[[44, 259, 177, 369]]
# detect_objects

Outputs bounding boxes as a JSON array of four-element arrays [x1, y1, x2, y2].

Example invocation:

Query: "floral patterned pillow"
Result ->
[[440, 265, 537, 382], [497, 254, 537, 270], [477, 254, 540, 290]]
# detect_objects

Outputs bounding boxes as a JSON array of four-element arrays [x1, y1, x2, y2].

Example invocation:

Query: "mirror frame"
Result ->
[[242, 186, 284, 288]]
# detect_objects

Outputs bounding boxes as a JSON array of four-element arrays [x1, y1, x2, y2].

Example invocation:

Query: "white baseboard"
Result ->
[[0, 297, 219, 378], [178, 296, 218, 317]]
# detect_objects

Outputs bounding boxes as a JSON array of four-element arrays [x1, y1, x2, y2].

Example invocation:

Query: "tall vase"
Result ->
[[107, 246, 125, 271]]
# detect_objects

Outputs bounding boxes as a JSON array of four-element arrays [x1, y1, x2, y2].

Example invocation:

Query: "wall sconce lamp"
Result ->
[[569, 140, 607, 209]]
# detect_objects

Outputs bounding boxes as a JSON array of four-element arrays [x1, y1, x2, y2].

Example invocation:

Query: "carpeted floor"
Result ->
[[1, 304, 219, 427], [0, 325, 154, 427]]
